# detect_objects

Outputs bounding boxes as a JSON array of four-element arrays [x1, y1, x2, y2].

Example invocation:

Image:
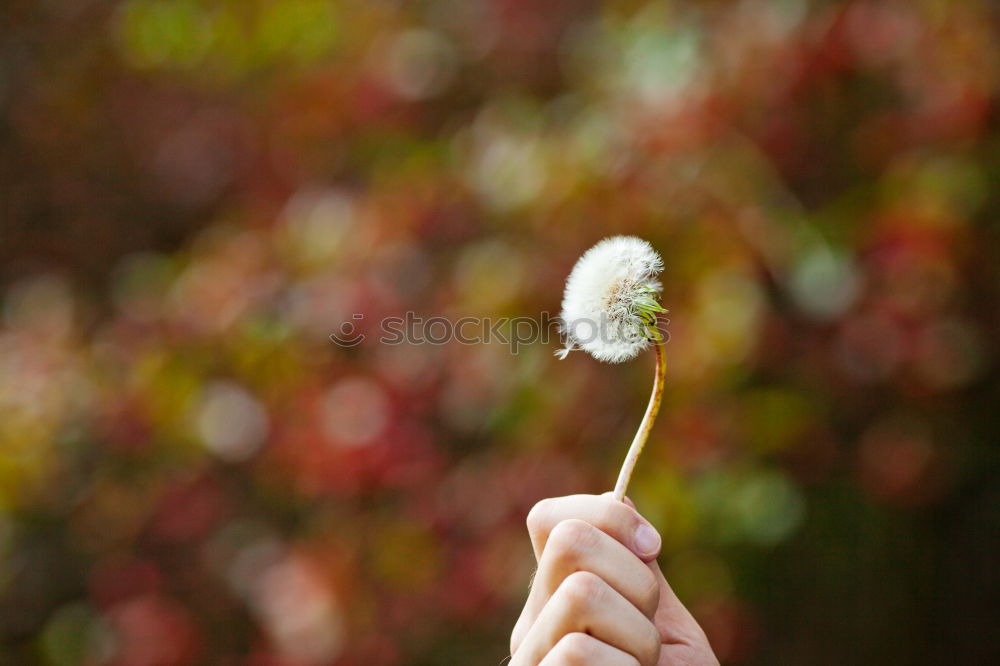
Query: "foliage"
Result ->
[[2, 1, 999, 664]]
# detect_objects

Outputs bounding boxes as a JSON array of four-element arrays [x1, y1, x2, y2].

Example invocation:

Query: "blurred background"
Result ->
[[2, 0, 999, 664]]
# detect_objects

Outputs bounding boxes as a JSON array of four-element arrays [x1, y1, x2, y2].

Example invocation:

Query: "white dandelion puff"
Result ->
[[557, 236, 665, 363], [555, 236, 669, 502]]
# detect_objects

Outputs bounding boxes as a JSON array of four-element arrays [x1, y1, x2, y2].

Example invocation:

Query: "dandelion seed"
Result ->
[[556, 236, 666, 363]]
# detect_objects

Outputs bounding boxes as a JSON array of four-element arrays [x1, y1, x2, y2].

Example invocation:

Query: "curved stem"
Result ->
[[612, 336, 666, 503]]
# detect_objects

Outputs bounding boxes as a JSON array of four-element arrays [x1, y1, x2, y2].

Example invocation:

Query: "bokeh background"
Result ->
[[2, 0, 1000, 664]]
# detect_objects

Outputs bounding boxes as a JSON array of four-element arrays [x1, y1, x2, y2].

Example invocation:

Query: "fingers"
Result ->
[[539, 633, 640, 666], [537, 519, 661, 618], [512, 571, 661, 666], [525, 494, 662, 562], [513, 493, 663, 657], [511, 518, 660, 654], [514, 494, 719, 666]]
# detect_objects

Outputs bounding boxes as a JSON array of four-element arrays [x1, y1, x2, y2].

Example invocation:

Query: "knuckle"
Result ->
[[637, 568, 661, 618], [560, 570, 605, 609], [547, 519, 596, 563], [637, 622, 661, 666], [526, 498, 554, 536], [553, 633, 595, 664]]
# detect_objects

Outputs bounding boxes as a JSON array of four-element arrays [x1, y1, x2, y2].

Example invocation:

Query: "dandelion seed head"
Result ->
[[557, 236, 665, 363]]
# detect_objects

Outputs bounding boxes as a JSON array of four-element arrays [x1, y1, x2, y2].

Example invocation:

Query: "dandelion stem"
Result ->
[[612, 331, 666, 503]]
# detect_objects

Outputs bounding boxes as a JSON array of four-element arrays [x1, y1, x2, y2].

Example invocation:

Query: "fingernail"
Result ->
[[634, 523, 661, 557]]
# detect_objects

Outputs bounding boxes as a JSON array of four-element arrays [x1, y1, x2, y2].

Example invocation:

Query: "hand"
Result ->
[[509, 493, 719, 665]]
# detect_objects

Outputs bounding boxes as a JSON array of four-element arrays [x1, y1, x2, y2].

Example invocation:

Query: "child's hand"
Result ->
[[509, 493, 719, 665]]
